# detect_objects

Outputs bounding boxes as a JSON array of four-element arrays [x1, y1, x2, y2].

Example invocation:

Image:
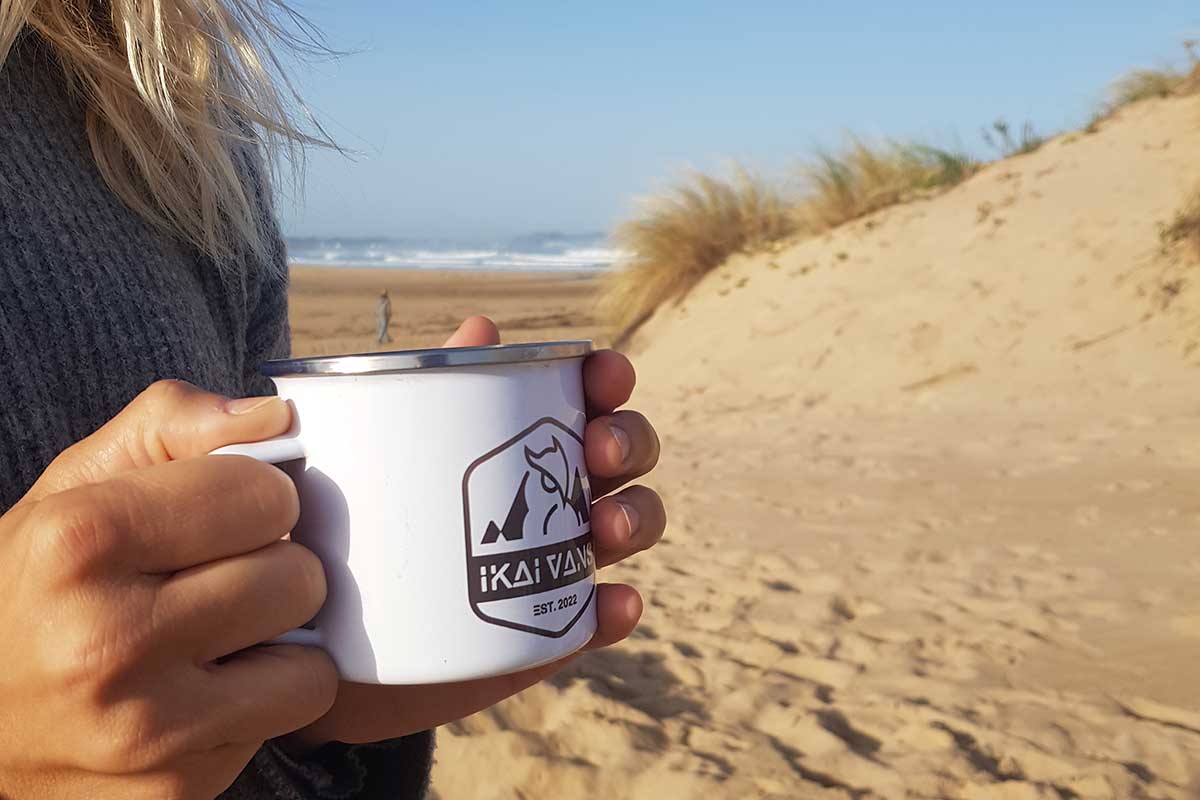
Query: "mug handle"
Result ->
[[209, 437, 325, 650]]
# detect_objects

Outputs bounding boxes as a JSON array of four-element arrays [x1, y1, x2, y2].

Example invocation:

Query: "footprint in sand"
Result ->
[[771, 655, 859, 689], [671, 641, 703, 659], [755, 703, 906, 797]]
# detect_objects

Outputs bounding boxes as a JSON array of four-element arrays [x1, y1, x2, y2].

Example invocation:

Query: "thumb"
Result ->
[[442, 316, 500, 348], [23, 379, 292, 504]]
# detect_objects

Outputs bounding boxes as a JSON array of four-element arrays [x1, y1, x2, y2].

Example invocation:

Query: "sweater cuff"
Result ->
[[252, 732, 435, 799]]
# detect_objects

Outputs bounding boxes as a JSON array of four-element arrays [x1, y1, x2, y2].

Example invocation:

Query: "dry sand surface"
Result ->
[[288, 267, 604, 356], [293, 95, 1200, 799]]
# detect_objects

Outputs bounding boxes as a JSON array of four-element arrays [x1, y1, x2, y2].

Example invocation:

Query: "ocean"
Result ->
[[286, 232, 620, 272]]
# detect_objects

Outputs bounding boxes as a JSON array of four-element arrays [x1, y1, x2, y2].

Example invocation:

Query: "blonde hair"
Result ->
[[0, 0, 330, 265]]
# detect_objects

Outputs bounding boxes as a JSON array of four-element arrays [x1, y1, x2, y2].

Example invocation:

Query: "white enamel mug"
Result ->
[[211, 341, 597, 685]]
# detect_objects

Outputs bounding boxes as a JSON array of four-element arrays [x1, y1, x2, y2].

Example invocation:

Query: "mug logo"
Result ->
[[462, 418, 595, 637]]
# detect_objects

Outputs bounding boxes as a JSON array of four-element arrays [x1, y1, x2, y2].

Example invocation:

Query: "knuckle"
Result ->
[[139, 379, 198, 412], [282, 543, 328, 615], [236, 458, 300, 529], [133, 380, 209, 463], [263, 646, 337, 724], [293, 649, 338, 712], [51, 603, 156, 701], [29, 491, 123, 577], [83, 697, 182, 773]]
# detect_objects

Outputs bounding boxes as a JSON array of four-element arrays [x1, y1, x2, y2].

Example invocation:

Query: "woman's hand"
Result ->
[[0, 382, 338, 800], [284, 316, 666, 749]]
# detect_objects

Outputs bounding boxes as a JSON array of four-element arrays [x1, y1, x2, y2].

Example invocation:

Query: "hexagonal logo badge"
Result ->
[[462, 417, 595, 637]]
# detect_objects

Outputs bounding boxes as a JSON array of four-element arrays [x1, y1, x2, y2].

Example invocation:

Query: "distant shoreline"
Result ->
[[288, 259, 608, 276], [285, 234, 621, 273], [288, 264, 606, 356]]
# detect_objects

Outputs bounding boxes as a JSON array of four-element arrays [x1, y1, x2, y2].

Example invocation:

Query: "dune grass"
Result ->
[[1109, 68, 1185, 108], [1115, 69, 1182, 102], [1098, 44, 1200, 118], [799, 139, 977, 230], [600, 46, 1200, 340], [1086, 62, 1197, 134], [602, 141, 976, 339], [601, 167, 799, 339], [1162, 189, 1200, 257], [981, 119, 1044, 158]]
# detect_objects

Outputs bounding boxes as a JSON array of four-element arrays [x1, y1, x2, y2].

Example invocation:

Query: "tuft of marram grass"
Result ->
[[1162, 189, 1200, 257], [601, 141, 978, 340], [981, 119, 1044, 158], [601, 167, 800, 341], [1099, 50, 1200, 119], [798, 139, 977, 230], [1108, 68, 1184, 109]]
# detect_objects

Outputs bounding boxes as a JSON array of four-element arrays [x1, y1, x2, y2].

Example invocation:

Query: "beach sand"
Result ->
[[288, 267, 604, 357], [290, 94, 1200, 799]]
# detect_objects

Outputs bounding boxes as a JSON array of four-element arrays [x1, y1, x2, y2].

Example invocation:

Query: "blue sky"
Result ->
[[281, 1, 1199, 240]]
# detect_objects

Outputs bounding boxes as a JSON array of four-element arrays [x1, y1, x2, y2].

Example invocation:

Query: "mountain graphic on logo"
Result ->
[[463, 417, 596, 638], [481, 472, 530, 544], [525, 436, 590, 529], [478, 435, 590, 544]]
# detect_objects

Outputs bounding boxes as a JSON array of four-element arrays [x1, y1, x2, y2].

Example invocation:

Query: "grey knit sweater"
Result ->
[[0, 32, 432, 799]]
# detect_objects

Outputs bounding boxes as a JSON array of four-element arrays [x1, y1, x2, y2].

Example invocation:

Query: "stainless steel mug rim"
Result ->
[[260, 340, 594, 378]]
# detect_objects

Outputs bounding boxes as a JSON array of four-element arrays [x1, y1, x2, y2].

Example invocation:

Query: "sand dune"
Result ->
[[412, 95, 1200, 799]]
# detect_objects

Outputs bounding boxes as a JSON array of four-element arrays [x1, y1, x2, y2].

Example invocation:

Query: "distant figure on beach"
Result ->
[[377, 288, 393, 344]]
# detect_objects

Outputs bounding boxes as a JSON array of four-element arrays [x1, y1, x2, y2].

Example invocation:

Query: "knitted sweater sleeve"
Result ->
[[221, 736, 436, 800], [224, 156, 437, 800]]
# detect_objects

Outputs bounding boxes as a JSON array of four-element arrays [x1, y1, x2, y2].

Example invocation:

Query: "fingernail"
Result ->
[[618, 501, 640, 541], [610, 423, 632, 463], [226, 396, 277, 415]]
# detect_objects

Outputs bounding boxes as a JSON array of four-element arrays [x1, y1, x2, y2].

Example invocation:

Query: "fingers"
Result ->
[[289, 584, 644, 746], [299, 658, 558, 746], [159, 541, 327, 662], [198, 644, 338, 746], [585, 410, 660, 497], [442, 332, 634, 413], [588, 486, 666, 569], [25, 380, 292, 504], [583, 350, 635, 415], [442, 316, 500, 348], [583, 583, 643, 651], [35, 455, 299, 576]]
